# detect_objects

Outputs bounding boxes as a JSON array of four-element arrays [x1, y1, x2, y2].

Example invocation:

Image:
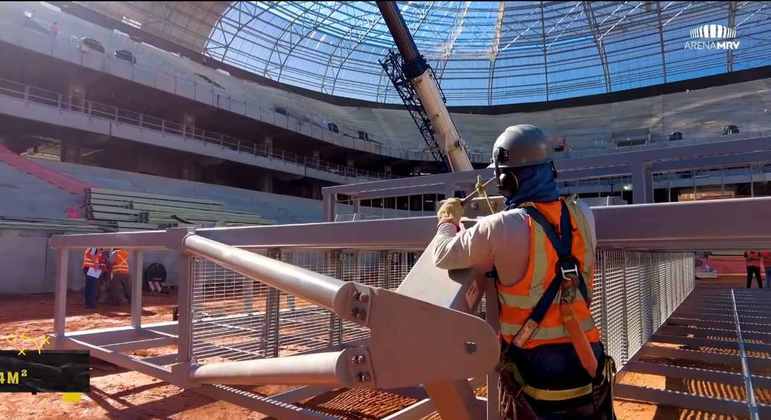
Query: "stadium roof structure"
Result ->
[[81, 1, 771, 106]]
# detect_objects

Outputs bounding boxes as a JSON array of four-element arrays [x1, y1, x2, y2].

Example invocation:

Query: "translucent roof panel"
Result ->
[[204, 1, 771, 106]]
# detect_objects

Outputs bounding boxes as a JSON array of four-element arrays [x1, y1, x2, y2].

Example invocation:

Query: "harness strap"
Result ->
[[509, 201, 598, 379], [522, 202, 589, 304]]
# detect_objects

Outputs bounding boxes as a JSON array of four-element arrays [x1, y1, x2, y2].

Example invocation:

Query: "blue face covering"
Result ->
[[504, 162, 561, 209]]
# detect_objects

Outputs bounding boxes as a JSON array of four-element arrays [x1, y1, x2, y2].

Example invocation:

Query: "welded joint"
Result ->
[[172, 227, 197, 251]]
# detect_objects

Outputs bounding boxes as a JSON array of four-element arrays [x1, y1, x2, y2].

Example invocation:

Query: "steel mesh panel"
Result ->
[[624, 252, 643, 359], [638, 252, 656, 344], [189, 244, 695, 372], [272, 249, 336, 356], [603, 249, 629, 364], [191, 254, 270, 363], [590, 250, 606, 343], [190, 248, 421, 363]]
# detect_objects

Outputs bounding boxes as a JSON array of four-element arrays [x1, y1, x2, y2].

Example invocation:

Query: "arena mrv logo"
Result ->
[[685, 24, 740, 50]]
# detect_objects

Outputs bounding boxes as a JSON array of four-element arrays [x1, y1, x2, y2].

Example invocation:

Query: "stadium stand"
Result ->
[[3, 1, 770, 167]]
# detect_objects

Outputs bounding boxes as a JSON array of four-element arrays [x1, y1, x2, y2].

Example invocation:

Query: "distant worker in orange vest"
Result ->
[[744, 250, 763, 288], [108, 248, 130, 305], [82, 247, 102, 309], [764, 251, 771, 288], [431, 125, 614, 419]]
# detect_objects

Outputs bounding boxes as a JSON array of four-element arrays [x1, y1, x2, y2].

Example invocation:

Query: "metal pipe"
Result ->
[[54, 248, 68, 340], [377, 1, 422, 66], [183, 234, 345, 311], [131, 250, 143, 329], [190, 351, 350, 386], [377, 1, 472, 172]]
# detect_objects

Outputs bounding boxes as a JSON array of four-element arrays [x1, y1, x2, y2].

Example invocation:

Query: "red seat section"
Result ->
[[0, 144, 91, 196]]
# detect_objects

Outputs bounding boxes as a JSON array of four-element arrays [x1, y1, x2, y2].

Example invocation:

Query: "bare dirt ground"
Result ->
[[0, 282, 755, 419]]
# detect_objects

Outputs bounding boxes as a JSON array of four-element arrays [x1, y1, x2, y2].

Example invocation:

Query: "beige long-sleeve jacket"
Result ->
[[431, 201, 596, 287]]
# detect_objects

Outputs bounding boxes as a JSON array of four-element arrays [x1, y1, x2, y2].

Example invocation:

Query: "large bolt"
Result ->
[[353, 354, 366, 364], [358, 372, 371, 382], [464, 341, 477, 354]]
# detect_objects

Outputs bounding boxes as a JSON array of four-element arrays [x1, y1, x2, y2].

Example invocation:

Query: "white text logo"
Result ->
[[685, 24, 739, 50]]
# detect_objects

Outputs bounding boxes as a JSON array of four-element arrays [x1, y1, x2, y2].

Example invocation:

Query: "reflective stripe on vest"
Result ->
[[501, 317, 596, 341], [82, 248, 97, 269], [498, 197, 600, 349], [113, 250, 129, 274]]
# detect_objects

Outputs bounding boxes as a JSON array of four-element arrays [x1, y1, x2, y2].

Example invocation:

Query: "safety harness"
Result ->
[[499, 200, 601, 402]]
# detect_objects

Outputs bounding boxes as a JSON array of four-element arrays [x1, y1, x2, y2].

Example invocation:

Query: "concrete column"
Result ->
[[631, 161, 653, 204], [312, 150, 321, 167], [322, 191, 336, 222], [60, 142, 81, 163], [264, 136, 273, 156], [183, 114, 195, 137], [260, 173, 273, 193]]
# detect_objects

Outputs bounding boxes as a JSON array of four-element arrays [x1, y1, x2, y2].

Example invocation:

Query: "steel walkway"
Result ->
[[615, 277, 771, 418]]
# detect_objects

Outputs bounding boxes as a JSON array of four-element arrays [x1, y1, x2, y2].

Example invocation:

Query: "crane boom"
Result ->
[[377, 1, 474, 172]]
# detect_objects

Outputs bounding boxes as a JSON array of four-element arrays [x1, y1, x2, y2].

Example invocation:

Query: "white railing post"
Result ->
[[54, 249, 69, 341], [131, 250, 143, 329]]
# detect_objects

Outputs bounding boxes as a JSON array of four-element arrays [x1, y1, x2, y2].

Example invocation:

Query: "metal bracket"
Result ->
[[344, 346, 376, 387], [338, 282, 373, 326]]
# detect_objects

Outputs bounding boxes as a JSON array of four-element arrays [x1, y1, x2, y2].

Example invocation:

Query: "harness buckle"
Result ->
[[558, 259, 580, 304], [559, 260, 580, 281]]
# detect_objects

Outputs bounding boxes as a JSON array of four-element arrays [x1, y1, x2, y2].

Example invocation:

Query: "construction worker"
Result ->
[[82, 247, 101, 309], [744, 250, 763, 288], [109, 248, 130, 305], [763, 251, 771, 288], [432, 125, 614, 419], [97, 248, 112, 304]]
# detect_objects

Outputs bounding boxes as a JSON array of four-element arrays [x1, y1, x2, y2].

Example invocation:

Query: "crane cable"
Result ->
[[460, 175, 497, 215]]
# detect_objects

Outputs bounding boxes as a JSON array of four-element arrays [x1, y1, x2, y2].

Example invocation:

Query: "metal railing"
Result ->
[[0, 77, 391, 180], [49, 197, 771, 419], [187, 244, 691, 370], [190, 248, 420, 364]]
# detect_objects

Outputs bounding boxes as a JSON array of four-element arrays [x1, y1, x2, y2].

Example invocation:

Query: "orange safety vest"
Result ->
[[82, 248, 98, 269], [746, 251, 762, 266], [112, 249, 129, 274], [498, 198, 600, 349]]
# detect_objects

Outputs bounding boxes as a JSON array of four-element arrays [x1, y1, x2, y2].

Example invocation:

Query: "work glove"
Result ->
[[437, 197, 464, 227]]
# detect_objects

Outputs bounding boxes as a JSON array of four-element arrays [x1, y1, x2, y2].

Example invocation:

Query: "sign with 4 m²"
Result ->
[[0, 351, 90, 393]]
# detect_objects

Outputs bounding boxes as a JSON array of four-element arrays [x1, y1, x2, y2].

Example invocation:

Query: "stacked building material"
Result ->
[[85, 188, 272, 230], [0, 216, 106, 233]]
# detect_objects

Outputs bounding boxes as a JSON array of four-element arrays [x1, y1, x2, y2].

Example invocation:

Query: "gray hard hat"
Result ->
[[487, 124, 553, 169]]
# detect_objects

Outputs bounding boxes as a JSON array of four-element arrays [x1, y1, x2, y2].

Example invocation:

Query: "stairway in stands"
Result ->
[[0, 144, 91, 196]]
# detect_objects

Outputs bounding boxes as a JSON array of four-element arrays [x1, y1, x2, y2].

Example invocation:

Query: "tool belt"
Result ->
[[498, 354, 616, 419]]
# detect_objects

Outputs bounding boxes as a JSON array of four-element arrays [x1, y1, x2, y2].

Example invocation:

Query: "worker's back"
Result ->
[[433, 197, 596, 288]]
